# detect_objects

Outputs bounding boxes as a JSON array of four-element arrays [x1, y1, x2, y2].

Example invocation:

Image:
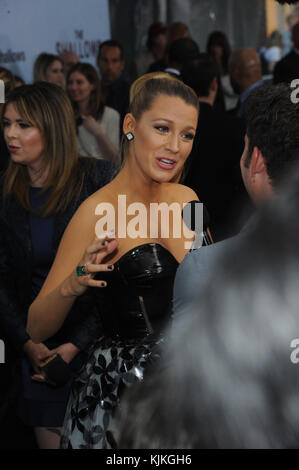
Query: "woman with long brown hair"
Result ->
[[0, 82, 114, 448]]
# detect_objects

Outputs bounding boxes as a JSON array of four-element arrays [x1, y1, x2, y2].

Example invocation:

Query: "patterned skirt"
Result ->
[[60, 334, 162, 449]]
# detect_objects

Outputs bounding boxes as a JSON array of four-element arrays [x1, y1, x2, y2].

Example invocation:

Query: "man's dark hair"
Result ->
[[181, 53, 219, 97], [97, 39, 124, 61], [276, 0, 298, 4], [167, 37, 200, 70], [244, 83, 299, 188]]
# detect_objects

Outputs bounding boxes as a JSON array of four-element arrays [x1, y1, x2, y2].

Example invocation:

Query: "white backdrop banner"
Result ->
[[0, 0, 110, 83]]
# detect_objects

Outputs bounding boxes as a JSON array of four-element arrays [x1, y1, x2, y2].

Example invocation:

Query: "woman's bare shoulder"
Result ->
[[78, 181, 117, 215], [162, 182, 199, 203]]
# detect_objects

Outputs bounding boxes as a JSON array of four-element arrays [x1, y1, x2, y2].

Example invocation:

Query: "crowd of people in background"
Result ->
[[0, 20, 282, 239], [2, 6, 299, 449]]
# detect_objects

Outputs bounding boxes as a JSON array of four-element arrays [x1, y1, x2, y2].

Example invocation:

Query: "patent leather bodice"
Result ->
[[94, 243, 179, 339]]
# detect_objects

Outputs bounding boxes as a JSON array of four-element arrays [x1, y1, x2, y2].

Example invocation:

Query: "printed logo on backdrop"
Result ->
[[0, 49, 26, 65], [56, 30, 101, 59]]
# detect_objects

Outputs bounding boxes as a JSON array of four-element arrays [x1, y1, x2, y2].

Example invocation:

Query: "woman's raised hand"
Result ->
[[81, 115, 103, 136], [63, 236, 118, 297]]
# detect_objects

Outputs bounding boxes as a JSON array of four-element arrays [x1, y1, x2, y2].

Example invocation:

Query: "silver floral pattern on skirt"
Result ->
[[60, 335, 162, 449]]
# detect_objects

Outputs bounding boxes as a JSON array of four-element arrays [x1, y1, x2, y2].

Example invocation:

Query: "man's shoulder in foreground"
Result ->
[[172, 235, 240, 319]]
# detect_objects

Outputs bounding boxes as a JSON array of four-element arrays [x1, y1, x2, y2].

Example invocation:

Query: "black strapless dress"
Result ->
[[61, 243, 178, 449]]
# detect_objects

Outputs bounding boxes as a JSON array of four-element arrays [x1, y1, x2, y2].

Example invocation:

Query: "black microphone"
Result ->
[[182, 200, 213, 249], [202, 204, 213, 246]]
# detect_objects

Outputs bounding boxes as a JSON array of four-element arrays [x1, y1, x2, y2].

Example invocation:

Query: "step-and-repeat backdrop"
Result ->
[[0, 0, 110, 83]]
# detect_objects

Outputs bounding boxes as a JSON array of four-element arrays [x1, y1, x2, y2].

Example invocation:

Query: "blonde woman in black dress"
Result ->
[[28, 72, 200, 448]]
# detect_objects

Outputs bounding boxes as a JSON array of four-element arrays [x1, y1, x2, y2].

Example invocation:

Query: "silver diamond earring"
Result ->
[[125, 132, 134, 141]]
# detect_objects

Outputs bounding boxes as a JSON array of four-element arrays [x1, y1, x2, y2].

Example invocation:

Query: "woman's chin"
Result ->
[[152, 173, 174, 184]]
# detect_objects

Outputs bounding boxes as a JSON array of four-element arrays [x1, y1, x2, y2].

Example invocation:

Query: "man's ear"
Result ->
[[123, 113, 136, 136], [250, 146, 267, 177], [248, 145, 273, 202]]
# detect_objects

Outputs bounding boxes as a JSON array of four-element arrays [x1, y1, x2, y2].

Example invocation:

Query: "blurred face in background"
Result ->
[[211, 45, 223, 63], [67, 70, 94, 105], [60, 51, 79, 76], [45, 60, 65, 88], [98, 45, 124, 85], [151, 34, 167, 60]]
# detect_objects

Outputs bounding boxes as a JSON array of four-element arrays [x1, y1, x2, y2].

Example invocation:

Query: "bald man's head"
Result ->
[[169, 22, 190, 43], [59, 50, 79, 75], [229, 48, 262, 94], [229, 48, 261, 77]]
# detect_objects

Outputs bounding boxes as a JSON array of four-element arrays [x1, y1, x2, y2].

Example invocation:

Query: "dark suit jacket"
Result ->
[[103, 77, 130, 135], [0, 158, 115, 355], [183, 102, 253, 241], [273, 49, 299, 84]]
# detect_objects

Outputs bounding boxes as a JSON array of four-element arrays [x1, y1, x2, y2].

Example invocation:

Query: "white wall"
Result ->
[[0, 0, 110, 83]]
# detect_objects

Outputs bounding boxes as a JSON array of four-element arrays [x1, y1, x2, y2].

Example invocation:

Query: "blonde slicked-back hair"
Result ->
[[1, 82, 91, 216], [121, 72, 199, 182], [129, 72, 177, 105], [129, 71, 198, 119]]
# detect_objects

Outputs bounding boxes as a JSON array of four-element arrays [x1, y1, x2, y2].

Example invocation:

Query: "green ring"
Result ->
[[76, 265, 86, 276]]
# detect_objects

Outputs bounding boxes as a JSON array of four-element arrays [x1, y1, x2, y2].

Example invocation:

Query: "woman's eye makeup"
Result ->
[[2, 120, 30, 129], [153, 124, 195, 141], [182, 132, 195, 140], [155, 125, 169, 132], [154, 126, 194, 140]]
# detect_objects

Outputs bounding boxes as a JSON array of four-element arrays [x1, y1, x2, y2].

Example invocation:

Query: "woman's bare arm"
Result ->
[[27, 197, 117, 343]]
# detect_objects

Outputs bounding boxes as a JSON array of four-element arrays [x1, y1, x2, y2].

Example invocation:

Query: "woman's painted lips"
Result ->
[[8, 145, 20, 153], [155, 157, 177, 170]]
